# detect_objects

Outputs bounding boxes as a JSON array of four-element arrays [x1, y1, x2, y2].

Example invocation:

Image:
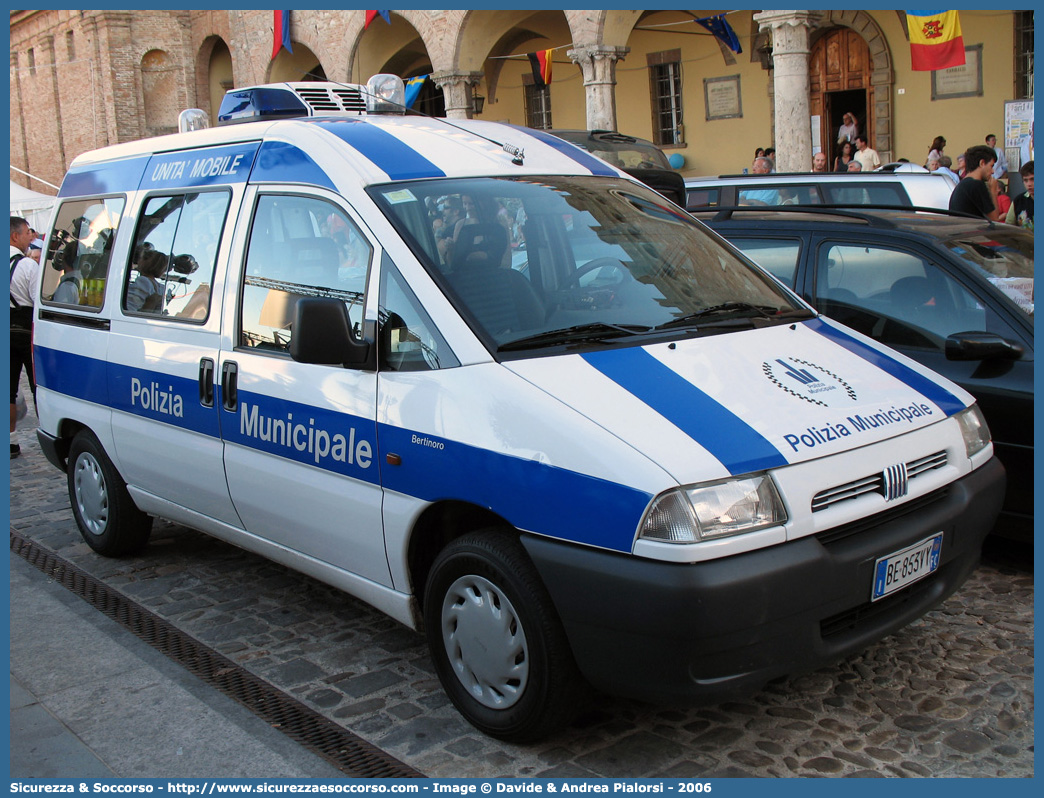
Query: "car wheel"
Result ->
[[67, 430, 152, 556], [424, 530, 586, 742]]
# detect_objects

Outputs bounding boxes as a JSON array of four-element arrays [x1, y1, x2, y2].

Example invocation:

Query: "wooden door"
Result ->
[[810, 29, 874, 162]]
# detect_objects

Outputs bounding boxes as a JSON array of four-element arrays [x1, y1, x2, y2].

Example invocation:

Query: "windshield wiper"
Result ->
[[498, 322, 651, 352], [652, 302, 812, 331]]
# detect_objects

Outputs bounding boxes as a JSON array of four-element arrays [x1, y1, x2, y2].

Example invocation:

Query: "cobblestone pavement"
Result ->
[[9, 423, 1034, 778]]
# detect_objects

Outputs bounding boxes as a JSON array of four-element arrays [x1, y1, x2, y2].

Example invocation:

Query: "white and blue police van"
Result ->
[[32, 75, 1004, 741]]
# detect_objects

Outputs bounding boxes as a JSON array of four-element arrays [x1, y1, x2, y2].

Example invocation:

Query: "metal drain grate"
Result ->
[[10, 531, 424, 779]]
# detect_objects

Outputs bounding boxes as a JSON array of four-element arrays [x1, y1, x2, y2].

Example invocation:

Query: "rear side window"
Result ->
[[239, 194, 372, 352], [822, 183, 908, 206], [738, 185, 822, 206], [40, 197, 125, 308], [123, 191, 230, 320], [685, 187, 720, 209]]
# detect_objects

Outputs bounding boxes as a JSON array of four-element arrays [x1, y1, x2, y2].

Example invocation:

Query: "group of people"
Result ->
[[9, 216, 40, 458], [429, 192, 520, 269], [922, 132, 1033, 228], [803, 113, 1034, 229], [812, 137, 880, 173], [827, 111, 881, 172]]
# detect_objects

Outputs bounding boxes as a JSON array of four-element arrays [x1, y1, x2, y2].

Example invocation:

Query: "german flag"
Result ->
[[527, 50, 553, 87], [906, 10, 965, 71]]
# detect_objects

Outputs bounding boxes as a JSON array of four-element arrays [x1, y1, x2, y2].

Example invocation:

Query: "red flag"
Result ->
[[527, 50, 553, 88], [272, 11, 292, 60], [365, 11, 391, 30]]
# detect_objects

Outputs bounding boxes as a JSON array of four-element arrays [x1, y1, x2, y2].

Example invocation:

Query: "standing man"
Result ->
[[853, 135, 881, 172], [986, 134, 1008, 182], [948, 146, 1004, 221], [9, 216, 39, 458], [811, 151, 828, 172]]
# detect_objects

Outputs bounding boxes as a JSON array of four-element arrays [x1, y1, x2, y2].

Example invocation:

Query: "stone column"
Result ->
[[431, 70, 483, 120], [566, 45, 629, 131], [753, 10, 822, 173]]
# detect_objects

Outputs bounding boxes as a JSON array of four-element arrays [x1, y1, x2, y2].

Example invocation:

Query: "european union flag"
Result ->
[[695, 14, 742, 55]]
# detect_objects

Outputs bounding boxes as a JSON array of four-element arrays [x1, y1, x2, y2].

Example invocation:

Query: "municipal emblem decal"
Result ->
[[763, 357, 858, 408]]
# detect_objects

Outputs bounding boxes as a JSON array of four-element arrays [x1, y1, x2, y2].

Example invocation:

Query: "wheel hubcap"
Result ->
[[441, 574, 529, 709], [73, 452, 109, 536]]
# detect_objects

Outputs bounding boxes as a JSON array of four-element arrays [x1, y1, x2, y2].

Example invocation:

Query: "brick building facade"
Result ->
[[10, 9, 1030, 192]]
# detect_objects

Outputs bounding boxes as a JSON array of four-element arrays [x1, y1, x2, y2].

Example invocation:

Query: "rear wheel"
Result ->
[[424, 530, 586, 742], [67, 431, 151, 556]]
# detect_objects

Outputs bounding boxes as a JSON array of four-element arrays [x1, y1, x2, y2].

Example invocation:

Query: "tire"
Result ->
[[67, 430, 152, 556], [424, 530, 586, 742]]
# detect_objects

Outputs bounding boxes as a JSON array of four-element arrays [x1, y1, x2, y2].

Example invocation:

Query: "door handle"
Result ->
[[221, 361, 238, 411], [199, 358, 215, 407]]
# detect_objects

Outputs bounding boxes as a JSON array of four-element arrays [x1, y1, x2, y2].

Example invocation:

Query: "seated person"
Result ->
[[740, 156, 781, 205], [126, 247, 168, 312]]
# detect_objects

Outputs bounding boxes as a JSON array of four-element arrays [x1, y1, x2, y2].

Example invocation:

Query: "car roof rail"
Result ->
[[704, 204, 988, 228], [706, 205, 899, 228], [707, 171, 916, 180]]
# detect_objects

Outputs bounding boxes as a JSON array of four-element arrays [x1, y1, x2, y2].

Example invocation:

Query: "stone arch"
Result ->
[[810, 10, 895, 162], [453, 9, 570, 108], [344, 10, 448, 83], [267, 42, 326, 83], [141, 49, 179, 137], [195, 35, 233, 123]]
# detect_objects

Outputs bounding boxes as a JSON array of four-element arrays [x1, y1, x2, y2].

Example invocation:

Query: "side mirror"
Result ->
[[290, 297, 372, 369], [945, 331, 1023, 362]]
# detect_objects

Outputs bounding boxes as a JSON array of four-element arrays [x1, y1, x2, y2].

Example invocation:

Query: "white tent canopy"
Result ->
[[10, 180, 57, 232]]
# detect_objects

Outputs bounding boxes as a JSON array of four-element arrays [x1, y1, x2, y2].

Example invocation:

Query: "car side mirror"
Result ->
[[945, 331, 1023, 362], [290, 297, 372, 369]]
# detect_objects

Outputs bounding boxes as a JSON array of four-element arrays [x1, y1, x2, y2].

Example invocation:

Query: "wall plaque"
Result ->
[[704, 74, 742, 120], [931, 45, 983, 100]]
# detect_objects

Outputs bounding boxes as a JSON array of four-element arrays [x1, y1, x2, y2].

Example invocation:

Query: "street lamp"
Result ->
[[472, 93, 485, 116]]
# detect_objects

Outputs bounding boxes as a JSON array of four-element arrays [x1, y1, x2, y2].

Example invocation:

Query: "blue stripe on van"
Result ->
[[804, 318, 966, 416], [581, 347, 789, 475], [222, 388, 380, 484], [310, 119, 446, 180], [35, 346, 221, 438], [251, 141, 337, 190], [59, 156, 151, 198], [377, 424, 652, 552], [36, 345, 649, 551], [507, 126, 619, 177], [140, 143, 260, 191]]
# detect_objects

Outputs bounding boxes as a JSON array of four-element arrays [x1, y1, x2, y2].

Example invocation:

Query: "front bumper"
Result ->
[[521, 456, 1005, 704]]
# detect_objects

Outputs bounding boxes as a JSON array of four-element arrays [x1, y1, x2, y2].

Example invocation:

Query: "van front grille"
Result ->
[[811, 451, 948, 512]]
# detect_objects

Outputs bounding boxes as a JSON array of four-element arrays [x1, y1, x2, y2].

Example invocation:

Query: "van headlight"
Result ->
[[639, 473, 787, 543], [955, 404, 991, 458]]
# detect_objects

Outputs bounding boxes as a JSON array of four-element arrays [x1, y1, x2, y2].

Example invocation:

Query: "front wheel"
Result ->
[[424, 530, 586, 742], [67, 430, 152, 556]]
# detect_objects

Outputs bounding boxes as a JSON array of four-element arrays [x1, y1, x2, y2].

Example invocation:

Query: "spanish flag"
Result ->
[[906, 10, 965, 71], [527, 50, 553, 88]]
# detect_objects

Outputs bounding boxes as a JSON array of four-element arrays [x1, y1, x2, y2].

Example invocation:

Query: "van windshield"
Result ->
[[370, 176, 808, 354]]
